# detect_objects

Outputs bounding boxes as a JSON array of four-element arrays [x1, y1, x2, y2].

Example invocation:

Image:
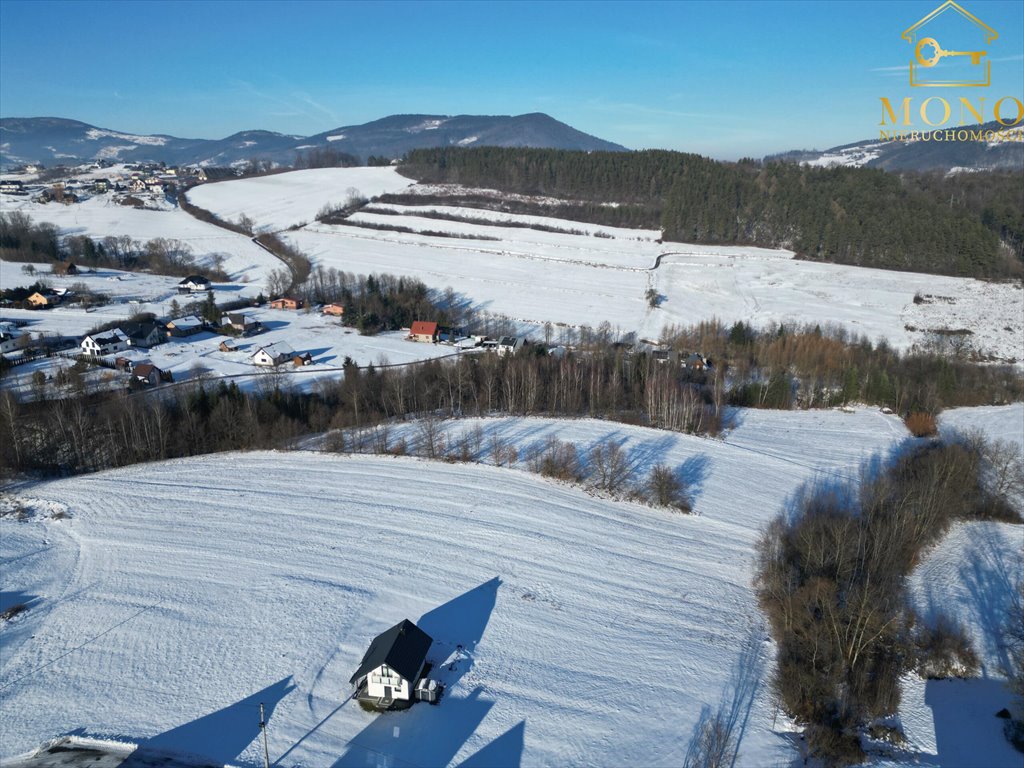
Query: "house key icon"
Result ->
[[915, 37, 987, 67]]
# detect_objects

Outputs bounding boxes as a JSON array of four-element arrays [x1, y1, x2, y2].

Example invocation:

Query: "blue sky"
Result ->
[[1, 0, 1021, 159]]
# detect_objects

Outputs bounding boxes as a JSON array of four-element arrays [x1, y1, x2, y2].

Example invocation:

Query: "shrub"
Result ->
[[915, 614, 980, 679], [905, 411, 937, 437], [645, 463, 691, 512], [534, 437, 584, 482]]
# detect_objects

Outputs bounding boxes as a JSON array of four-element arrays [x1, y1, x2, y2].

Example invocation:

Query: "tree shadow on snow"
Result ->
[[676, 454, 711, 506], [120, 677, 294, 768], [684, 623, 766, 768], [925, 677, 1020, 768]]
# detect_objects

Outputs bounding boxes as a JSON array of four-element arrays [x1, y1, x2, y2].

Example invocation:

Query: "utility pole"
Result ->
[[260, 702, 271, 768]]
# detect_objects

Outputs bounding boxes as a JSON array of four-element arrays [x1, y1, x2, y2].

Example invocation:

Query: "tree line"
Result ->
[[756, 436, 1022, 764], [400, 147, 1021, 278], [3, 316, 1020, 479], [0, 212, 230, 281]]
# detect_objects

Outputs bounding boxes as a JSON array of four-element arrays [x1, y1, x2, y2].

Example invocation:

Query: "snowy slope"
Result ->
[[1, 409, 912, 767], [0, 195, 279, 287], [185, 168, 414, 232], [287, 219, 1023, 359]]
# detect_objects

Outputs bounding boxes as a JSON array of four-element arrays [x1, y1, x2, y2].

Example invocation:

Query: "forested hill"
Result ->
[[401, 147, 1023, 279]]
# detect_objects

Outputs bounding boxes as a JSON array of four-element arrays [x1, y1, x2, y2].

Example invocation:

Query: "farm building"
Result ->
[[52, 262, 80, 277], [409, 321, 439, 343], [270, 297, 303, 311], [322, 303, 345, 317], [350, 619, 433, 706]]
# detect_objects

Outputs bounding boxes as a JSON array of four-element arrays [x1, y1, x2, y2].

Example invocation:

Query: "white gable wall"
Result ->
[[366, 663, 415, 701]]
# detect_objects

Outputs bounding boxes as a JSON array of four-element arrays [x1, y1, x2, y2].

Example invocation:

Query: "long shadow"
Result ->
[[958, 534, 1021, 675], [121, 677, 294, 767], [418, 577, 501, 688], [456, 721, 526, 768], [331, 686, 493, 768], [0, 590, 40, 616], [676, 454, 711, 507], [925, 677, 1020, 767], [683, 624, 766, 768]]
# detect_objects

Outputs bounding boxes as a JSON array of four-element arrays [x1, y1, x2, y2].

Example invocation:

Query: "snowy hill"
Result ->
[[3, 406, 1021, 766], [770, 121, 1023, 172], [0, 114, 627, 168]]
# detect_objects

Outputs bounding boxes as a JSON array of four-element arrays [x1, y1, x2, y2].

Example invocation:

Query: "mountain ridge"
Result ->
[[0, 113, 628, 168]]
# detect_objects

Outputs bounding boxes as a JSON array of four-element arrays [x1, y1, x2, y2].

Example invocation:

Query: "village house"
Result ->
[[682, 352, 710, 371], [26, 290, 61, 308], [0, 180, 25, 194], [122, 320, 165, 349], [251, 341, 296, 367], [81, 329, 129, 356], [221, 312, 261, 335], [131, 362, 169, 387], [0, 330, 24, 353], [350, 619, 434, 706], [497, 336, 525, 357], [165, 316, 205, 338], [269, 297, 303, 311], [322, 303, 345, 317], [409, 321, 439, 343], [92, 179, 110, 194], [177, 275, 212, 294]]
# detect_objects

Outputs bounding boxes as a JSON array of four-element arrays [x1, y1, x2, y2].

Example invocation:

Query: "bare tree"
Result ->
[[589, 439, 634, 493]]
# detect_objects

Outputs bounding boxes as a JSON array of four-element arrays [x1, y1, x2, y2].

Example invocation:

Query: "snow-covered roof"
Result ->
[[252, 341, 295, 360], [167, 315, 203, 330]]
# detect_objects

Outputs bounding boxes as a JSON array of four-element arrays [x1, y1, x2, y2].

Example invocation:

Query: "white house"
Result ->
[[251, 341, 295, 367], [0, 330, 23, 353], [349, 619, 433, 703], [177, 275, 212, 293], [81, 329, 129, 356], [497, 336, 525, 357]]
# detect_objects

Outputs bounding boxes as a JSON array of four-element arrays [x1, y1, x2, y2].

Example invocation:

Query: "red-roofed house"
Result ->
[[409, 321, 439, 343]]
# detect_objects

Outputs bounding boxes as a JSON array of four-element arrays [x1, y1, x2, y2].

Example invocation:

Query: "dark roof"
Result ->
[[349, 619, 432, 684], [179, 275, 210, 285], [122, 320, 161, 339]]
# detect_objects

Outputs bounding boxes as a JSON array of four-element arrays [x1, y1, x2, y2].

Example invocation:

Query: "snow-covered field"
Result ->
[[6, 169, 1022, 360], [288, 215, 1023, 358], [2, 406, 1021, 766], [185, 167, 414, 232], [0, 194, 279, 287]]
